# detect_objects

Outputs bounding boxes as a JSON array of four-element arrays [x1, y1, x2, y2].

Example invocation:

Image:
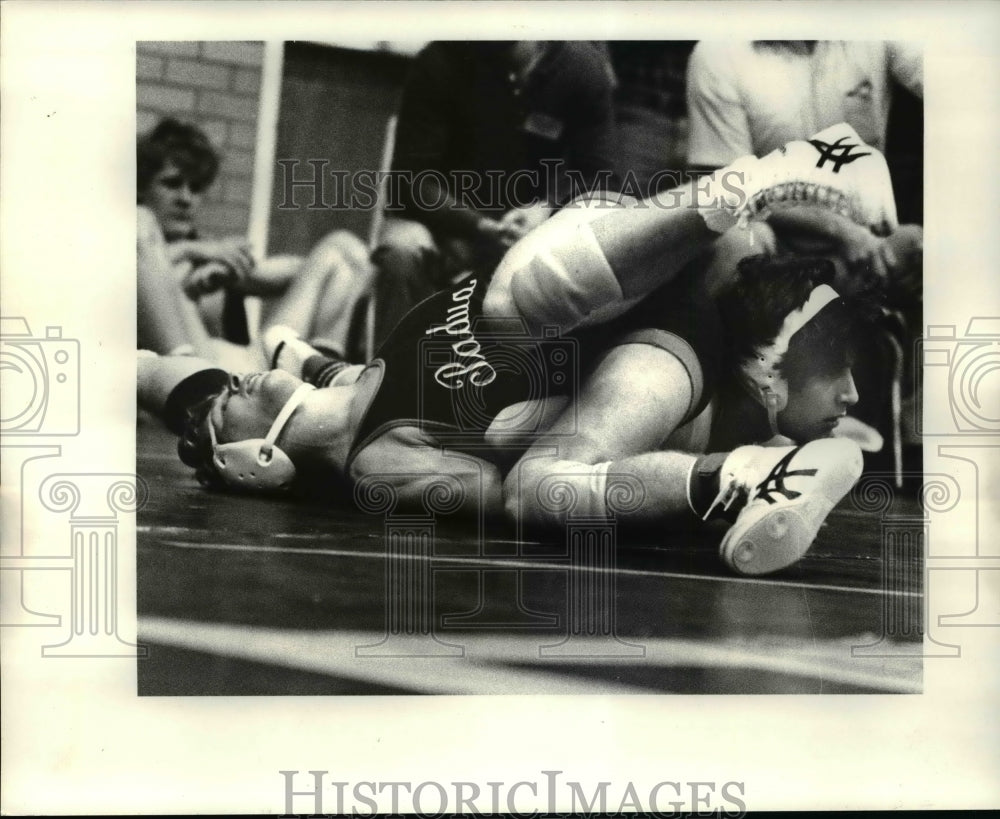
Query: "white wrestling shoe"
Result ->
[[707, 123, 899, 236], [261, 325, 319, 374], [708, 438, 864, 576], [262, 324, 354, 388]]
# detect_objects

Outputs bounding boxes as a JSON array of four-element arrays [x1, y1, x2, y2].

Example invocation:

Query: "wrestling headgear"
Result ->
[[204, 382, 316, 492], [739, 283, 842, 435]]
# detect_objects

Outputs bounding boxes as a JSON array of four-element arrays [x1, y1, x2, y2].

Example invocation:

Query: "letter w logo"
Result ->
[[807, 136, 871, 172]]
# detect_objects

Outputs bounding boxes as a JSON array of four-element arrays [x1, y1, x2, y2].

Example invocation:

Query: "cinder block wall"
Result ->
[[136, 41, 264, 238]]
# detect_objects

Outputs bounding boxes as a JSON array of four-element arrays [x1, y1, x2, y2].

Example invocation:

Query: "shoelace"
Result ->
[[702, 447, 816, 521], [702, 471, 753, 522]]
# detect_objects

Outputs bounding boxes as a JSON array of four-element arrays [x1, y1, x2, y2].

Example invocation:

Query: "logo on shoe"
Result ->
[[807, 136, 872, 173], [753, 447, 818, 505]]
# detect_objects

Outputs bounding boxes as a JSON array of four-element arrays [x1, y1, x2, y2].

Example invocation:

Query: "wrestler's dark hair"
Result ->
[[717, 255, 872, 390], [137, 118, 220, 199], [176, 390, 228, 490]]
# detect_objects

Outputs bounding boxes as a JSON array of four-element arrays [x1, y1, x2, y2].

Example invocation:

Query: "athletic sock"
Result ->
[[302, 354, 350, 388], [306, 336, 346, 360], [686, 452, 730, 519]]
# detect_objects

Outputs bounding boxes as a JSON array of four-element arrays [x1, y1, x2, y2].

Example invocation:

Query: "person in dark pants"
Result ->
[[372, 41, 619, 347]]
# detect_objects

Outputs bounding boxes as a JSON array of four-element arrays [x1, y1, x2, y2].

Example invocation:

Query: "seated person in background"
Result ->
[[372, 41, 618, 347], [138, 125, 891, 576], [685, 40, 923, 299], [137, 118, 374, 371]]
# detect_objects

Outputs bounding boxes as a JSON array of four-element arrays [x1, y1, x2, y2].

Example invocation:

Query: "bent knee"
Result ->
[[377, 219, 437, 260], [501, 466, 553, 527], [502, 471, 525, 525], [316, 229, 367, 259], [310, 230, 370, 273], [477, 466, 505, 518]]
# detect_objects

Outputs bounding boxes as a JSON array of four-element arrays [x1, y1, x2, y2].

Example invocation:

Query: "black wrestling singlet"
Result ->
[[347, 278, 578, 463]]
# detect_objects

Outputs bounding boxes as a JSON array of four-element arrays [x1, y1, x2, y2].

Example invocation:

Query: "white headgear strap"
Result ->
[[740, 283, 841, 433], [208, 382, 316, 491]]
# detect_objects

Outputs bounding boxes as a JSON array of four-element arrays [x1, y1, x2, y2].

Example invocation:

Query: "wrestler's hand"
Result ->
[[880, 223, 923, 302], [184, 236, 256, 282], [499, 202, 553, 243], [181, 260, 237, 299], [447, 217, 514, 278], [476, 216, 514, 251], [841, 221, 891, 282], [843, 223, 923, 302]]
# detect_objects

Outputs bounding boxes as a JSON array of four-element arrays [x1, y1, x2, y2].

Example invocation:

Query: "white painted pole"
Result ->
[[245, 40, 285, 340], [363, 114, 398, 360]]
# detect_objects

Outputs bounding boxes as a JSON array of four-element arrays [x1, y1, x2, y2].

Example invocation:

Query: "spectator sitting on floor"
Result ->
[[137, 125, 895, 576], [137, 118, 374, 371], [371, 41, 619, 347]]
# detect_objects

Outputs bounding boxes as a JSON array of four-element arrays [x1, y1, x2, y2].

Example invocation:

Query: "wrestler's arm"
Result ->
[[137, 351, 225, 417], [349, 426, 505, 518], [738, 206, 918, 293]]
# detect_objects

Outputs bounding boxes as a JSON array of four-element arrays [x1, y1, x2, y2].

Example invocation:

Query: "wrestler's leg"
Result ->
[[503, 341, 701, 528], [486, 124, 898, 334], [501, 339, 863, 575]]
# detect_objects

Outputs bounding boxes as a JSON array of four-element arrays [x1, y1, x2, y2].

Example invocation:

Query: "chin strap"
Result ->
[[208, 383, 316, 491], [764, 389, 780, 438], [260, 382, 316, 459]]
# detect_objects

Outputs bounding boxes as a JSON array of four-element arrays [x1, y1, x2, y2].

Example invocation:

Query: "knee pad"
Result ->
[[487, 195, 639, 332]]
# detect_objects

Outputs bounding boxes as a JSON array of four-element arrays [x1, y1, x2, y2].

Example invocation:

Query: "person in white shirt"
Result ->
[[685, 41, 923, 298]]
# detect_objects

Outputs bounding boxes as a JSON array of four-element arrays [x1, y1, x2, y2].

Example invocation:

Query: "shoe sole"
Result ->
[[719, 496, 836, 576]]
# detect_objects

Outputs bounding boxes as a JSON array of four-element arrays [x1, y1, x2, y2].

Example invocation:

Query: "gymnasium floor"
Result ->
[[136, 418, 923, 696]]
